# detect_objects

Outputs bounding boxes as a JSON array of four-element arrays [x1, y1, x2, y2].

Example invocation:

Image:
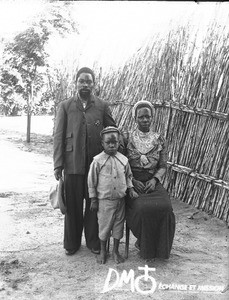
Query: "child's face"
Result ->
[[102, 132, 119, 156]]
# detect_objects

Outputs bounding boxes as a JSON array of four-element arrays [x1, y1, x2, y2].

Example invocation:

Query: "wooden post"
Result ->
[[26, 82, 33, 143], [26, 108, 31, 143]]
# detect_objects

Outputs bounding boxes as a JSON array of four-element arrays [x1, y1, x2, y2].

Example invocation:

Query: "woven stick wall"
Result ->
[[100, 23, 229, 225]]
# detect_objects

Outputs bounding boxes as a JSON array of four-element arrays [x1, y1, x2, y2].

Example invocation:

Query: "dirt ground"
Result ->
[[0, 117, 228, 300]]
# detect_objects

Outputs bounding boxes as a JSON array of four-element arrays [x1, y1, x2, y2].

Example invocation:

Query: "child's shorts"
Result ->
[[97, 197, 125, 241]]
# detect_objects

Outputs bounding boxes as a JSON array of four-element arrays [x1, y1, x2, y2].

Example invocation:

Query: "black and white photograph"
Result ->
[[0, 0, 228, 299]]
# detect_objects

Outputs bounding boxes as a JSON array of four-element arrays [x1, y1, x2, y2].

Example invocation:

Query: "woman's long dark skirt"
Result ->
[[126, 182, 175, 259]]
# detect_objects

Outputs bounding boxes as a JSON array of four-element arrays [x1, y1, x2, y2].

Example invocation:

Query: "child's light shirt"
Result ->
[[88, 151, 134, 200]]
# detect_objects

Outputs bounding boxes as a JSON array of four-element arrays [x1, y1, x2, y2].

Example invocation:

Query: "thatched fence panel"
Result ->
[[100, 22, 229, 225]]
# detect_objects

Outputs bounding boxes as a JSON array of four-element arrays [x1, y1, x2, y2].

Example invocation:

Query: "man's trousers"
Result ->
[[64, 174, 100, 251]]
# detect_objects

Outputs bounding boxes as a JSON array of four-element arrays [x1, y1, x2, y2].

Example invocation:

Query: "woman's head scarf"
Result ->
[[132, 100, 155, 119]]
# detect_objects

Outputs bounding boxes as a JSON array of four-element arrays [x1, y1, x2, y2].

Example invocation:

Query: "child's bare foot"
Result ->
[[112, 252, 125, 264], [96, 251, 107, 264]]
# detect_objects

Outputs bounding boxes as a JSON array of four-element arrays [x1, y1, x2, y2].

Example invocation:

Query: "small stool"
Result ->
[[124, 221, 130, 259]]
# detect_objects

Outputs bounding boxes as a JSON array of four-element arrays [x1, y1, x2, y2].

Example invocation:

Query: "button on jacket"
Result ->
[[88, 151, 134, 200], [53, 94, 116, 174]]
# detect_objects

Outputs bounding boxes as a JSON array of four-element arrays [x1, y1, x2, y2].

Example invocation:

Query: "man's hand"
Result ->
[[90, 198, 98, 212], [144, 178, 157, 193], [54, 167, 63, 181], [129, 188, 139, 200], [133, 178, 145, 194]]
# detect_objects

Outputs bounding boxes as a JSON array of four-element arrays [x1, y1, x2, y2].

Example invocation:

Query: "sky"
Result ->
[[0, 0, 229, 72]]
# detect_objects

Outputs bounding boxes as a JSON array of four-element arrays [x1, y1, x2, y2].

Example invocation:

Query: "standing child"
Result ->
[[88, 126, 138, 264]]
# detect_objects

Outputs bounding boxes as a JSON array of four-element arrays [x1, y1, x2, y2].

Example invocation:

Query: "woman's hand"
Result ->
[[144, 178, 157, 193], [133, 178, 145, 194]]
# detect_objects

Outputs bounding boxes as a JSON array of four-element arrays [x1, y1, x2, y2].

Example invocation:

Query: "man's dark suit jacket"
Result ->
[[53, 94, 116, 175]]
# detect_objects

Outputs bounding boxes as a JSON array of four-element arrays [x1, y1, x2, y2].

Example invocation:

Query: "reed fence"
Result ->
[[100, 22, 229, 225]]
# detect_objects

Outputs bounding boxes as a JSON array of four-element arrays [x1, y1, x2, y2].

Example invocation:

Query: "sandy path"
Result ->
[[0, 138, 53, 193]]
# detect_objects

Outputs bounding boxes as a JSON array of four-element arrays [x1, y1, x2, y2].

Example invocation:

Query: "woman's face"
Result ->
[[136, 107, 152, 132]]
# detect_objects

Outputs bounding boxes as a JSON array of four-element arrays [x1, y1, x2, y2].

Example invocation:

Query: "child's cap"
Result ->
[[100, 126, 120, 138]]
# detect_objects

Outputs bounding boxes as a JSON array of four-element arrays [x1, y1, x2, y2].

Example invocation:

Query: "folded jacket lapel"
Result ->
[[85, 94, 95, 111], [75, 97, 84, 112]]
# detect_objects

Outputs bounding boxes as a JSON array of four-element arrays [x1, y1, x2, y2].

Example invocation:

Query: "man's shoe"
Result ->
[[65, 249, 77, 256], [91, 248, 100, 255]]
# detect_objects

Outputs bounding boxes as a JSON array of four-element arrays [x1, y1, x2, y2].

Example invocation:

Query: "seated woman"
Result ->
[[124, 100, 175, 260]]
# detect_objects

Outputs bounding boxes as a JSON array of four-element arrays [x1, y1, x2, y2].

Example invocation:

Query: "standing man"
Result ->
[[53, 67, 116, 255]]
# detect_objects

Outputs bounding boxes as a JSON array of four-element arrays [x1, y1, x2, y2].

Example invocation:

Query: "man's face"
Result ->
[[76, 73, 94, 99], [102, 132, 120, 156], [136, 107, 152, 132]]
